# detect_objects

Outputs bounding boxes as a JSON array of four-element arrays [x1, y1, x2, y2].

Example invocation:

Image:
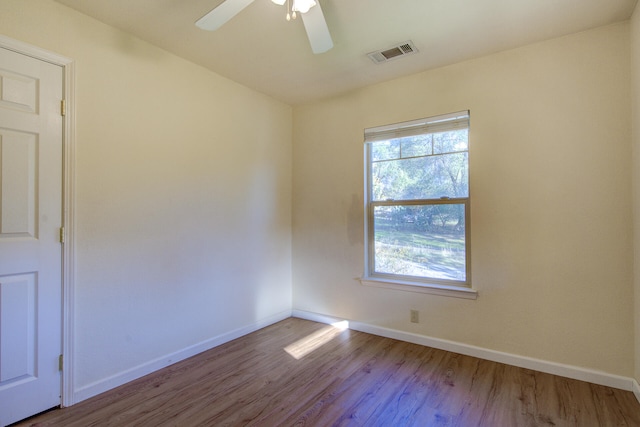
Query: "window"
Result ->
[[363, 111, 473, 296]]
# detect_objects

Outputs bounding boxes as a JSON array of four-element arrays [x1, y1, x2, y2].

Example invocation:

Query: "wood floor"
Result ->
[[14, 318, 640, 427]]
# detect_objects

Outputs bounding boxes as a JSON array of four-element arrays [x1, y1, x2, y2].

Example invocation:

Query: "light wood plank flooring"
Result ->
[[14, 318, 640, 426]]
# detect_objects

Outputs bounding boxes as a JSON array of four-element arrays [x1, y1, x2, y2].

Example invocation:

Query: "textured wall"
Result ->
[[292, 23, 633, 376], [0, 0, 293, 396], [631, 4, 640, 386]]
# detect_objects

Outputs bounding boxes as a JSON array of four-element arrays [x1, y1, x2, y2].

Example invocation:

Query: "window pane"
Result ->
[[373, 204, 466, 281], [433, 129, 468, 154], [371, 139, 400, 162], [400, 135, 432, 158], [371, 152, 468, 201]]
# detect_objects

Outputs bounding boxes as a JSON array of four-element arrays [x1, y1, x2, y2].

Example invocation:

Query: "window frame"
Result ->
[[362, 111, 476, 299]]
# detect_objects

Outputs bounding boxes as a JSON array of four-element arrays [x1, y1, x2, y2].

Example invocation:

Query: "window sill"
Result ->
[[358, 276, 478, 300]]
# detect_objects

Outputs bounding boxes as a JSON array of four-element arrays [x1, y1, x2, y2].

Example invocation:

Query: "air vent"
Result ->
[[367, 41, 418, 64]]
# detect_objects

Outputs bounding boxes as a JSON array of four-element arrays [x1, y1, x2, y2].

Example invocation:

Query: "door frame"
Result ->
[[0, 34, 76, 407]]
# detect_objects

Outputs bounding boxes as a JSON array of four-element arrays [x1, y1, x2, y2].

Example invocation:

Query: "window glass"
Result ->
[[372, 204, 466, 282], [371, 151, 468, 201], [365, 112, 470, 288]]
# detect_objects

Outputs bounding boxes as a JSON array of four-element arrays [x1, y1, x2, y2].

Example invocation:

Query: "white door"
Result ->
[[0, 47, 63, 426]]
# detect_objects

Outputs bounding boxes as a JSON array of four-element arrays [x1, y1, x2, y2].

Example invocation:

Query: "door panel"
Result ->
[[0, 67, 38, 114], [1, 128, 37, 237], [0, 273, 36, 382], [0, 47, 63, 427]]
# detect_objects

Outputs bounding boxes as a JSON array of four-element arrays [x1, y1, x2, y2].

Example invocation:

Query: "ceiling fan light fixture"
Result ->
[[197, 0, 332, 54], [292, 0, 316, 14]]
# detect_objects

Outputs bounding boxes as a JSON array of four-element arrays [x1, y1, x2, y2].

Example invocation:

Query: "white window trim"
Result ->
[[358, 276, 478, 299], [362, 111, 476, 299]]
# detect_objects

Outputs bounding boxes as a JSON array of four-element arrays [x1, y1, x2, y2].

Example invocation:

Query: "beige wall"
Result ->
[[293, 23, 633, 376], [632, 4, 640, 385], [0, 0, 292, 395]]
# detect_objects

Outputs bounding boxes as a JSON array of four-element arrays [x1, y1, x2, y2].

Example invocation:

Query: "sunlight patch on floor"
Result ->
[[284, 321, 349, 360]]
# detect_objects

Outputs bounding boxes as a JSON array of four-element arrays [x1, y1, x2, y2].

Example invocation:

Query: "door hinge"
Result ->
[[59, 227, 65, 243], [59, 354, 63, 371], [61, 99, 66, 116]]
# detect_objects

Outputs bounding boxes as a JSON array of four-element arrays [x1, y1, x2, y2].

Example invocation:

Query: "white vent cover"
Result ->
[[367, 41, 418, 64]]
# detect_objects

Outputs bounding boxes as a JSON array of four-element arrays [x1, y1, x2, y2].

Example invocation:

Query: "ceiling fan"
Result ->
[[196, 0, 333, 54]]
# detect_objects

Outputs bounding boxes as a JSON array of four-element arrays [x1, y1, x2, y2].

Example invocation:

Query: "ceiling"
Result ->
[[54, 0, 638, 105]]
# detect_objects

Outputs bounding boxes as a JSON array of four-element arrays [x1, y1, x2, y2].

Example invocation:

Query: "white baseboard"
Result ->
[[73, 310, 292, 404], [71, 309, 639, 405], [292, 309, 635, 392]]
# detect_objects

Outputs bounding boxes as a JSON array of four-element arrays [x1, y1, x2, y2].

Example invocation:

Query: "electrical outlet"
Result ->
[[410, 309, 419, 323]]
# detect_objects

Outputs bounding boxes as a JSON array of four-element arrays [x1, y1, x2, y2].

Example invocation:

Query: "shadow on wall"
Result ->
[[347, 193, 363, 246]]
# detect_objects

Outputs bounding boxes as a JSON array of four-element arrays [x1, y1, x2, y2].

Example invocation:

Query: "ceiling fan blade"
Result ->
[[300, 1, 333, 54], [196, 0, 256, 31]]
